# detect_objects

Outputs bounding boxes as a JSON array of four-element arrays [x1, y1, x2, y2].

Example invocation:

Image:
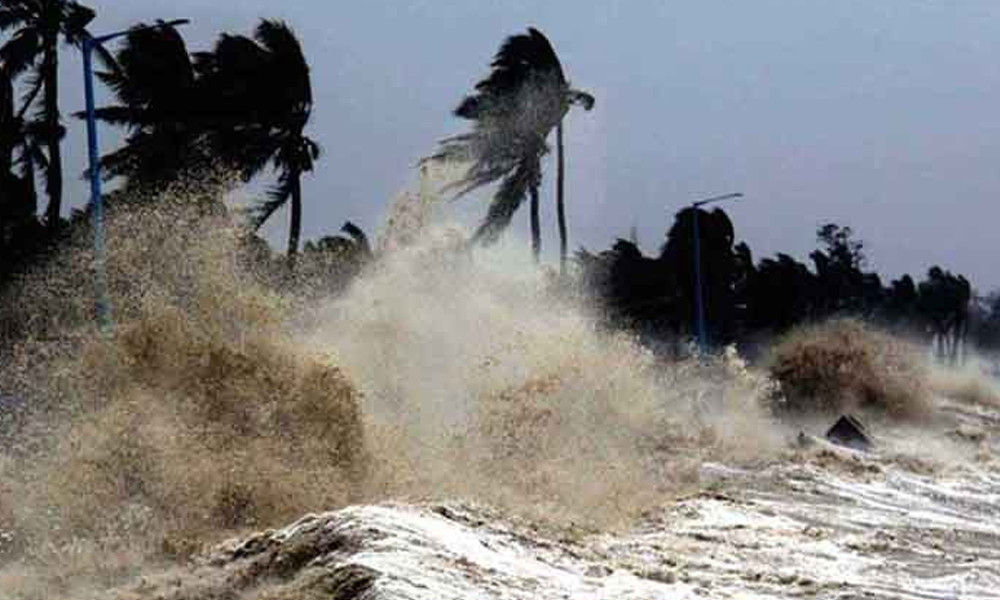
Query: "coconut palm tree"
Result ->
[[0, 0, 98, 230], [1, 66, 47, 291], [1, 67, 18, 179], [432, 27, 593, 264], [85, 21, 207, 191], [1, 65, 45, 221], [196, 19, 319, 262]]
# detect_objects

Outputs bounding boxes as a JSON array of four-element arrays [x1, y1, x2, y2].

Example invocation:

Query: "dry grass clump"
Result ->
[[767, 319, 932, 420]]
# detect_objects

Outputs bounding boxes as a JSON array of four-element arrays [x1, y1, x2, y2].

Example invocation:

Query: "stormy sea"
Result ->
[[0, 185, 997, 600]]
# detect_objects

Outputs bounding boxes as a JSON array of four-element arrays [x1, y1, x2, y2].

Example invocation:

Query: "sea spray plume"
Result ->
[[1, 180, 786, 598], [767, 319, 933, 420], [927, 356, 1000, 409], [0, 195, 366, 596], [428, 28, 594, 258], [303, 218, 783, 526]]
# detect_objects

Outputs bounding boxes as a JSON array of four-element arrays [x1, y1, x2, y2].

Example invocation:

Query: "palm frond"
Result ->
[[91, 38, 120, 74], [0, 27, 41, 77], [455, 27, 565, 120], [15, 70, 42, 120], [251, 171, 294, 229], [340, 221, 373, 258], [60, 2, 96, 46], [20, 137, 47, 171], [0, 5, 35, 32], [96, 23, 194, 109], [431, 28, 564, 209], [79, 105, 138, 127], [437, 131, 547, 200], [470, 158, 539, 245], [254, 19, 311, 110]]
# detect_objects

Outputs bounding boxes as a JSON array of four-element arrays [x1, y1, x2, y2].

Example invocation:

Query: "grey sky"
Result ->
[[54, 1, 1000, 289]]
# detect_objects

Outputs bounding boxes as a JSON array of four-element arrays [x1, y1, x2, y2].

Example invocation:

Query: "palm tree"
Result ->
[[1, 66, 46, 287], [196, 19, 319, 262], [1, 67, 17, 177], [0, 0, 98, 231], [1, 65, 45, 221], [85, 21, 207, 191], [432, 27, 593, 263]]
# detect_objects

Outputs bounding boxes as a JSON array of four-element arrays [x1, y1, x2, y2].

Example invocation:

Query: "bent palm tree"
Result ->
[[85, 21, 206, 191], [1, 65, 46, 218], [0, 0, 98, 230], [196, 19, 319, 262], [432, 27, 593, 263]]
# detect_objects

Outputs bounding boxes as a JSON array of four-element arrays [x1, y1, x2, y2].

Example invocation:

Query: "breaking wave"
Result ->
[[0, 181, 993, 598]]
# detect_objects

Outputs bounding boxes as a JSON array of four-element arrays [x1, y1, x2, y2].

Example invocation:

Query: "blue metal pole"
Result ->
[[82, 36, 111, 332], [692, 206, 707, 353], [687, 192, 742, 354], [81, 20, 190, 332]]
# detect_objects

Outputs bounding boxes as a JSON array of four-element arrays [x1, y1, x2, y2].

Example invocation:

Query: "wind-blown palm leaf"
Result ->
[[340, 221, 373, 259], [197, 19, 318, 258], [0, 28, 41, 77], [454, 27, 566, 121], [470, 157, 538, 244], [59, 2, 96, 45], [430, 27, 593, 251], [16, 71, 43, 119], [82, 22, 213, 189], [250, 137, 320, 230], [0, 5, 34, 31], [95, 23, 193, 111]]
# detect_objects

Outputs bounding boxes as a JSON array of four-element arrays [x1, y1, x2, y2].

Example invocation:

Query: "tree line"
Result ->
[[0, 3, 993, 359], [1, 5, 591, 286], [578, 212, 984, 361], [1, 3, 319, 270]]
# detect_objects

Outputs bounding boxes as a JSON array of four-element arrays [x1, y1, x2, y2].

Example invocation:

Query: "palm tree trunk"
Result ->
[[530, 184, 540, 263], [556, 119, 567, 277], [287, 168, 303, 266], [42, 37, 63, 231], [1, 74, 13, 175], [24, 142, 36, 212]]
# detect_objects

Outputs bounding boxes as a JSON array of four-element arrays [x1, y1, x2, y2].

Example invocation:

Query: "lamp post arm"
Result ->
[[92, 19, 191, 44], [693, 192, 743, 208]]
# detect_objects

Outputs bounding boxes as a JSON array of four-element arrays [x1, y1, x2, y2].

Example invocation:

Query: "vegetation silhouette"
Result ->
[[1, 65, 54, 299], [0, 0, 105, 231], [0, 12, 993, 363], [430, 27, 593, 263], [577, 208, 980, 360], [85, 21, 208, 192], [2, 12, 1000, 596], [196, 19, 319, 263]]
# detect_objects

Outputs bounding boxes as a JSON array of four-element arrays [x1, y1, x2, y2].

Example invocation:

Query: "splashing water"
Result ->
[[5, 176, 995, 599], [0, 178, 784, 597]]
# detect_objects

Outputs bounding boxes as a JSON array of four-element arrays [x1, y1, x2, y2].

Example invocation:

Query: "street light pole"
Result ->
[[689, 192, 743, 353], [81, 19, 189, 332]]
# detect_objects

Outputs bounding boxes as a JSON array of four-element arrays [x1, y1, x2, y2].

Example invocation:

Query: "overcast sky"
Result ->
[[52, 1, 1000, 289]]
